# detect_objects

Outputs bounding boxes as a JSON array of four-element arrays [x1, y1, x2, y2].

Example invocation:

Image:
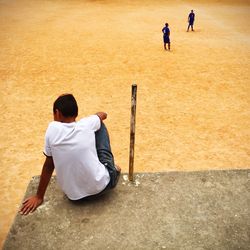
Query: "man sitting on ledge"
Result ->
[[20, 94, 121, 215]]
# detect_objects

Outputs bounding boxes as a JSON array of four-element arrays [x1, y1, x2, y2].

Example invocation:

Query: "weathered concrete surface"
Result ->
[[3, 170, 250, 250]]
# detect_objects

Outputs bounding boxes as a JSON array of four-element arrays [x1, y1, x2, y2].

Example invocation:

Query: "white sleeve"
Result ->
[[80, 115, 101, 132], [43, 125, 52, 157]]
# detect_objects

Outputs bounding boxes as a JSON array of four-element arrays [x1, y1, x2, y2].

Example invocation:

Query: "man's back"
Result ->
[[44, 115, 110, 200]]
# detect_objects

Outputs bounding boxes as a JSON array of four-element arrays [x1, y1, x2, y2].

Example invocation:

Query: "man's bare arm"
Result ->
[[20, 156, 55, 215], [96, 112, 107, 121]]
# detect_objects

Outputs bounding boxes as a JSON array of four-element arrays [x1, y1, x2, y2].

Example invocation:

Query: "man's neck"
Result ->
[[60, 117, 76, 123]]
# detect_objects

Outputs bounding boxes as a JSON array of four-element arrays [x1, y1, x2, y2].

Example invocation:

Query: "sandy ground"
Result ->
[[0, 0, 250, 246]]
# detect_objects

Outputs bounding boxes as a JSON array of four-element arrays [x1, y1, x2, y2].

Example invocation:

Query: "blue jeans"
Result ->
[[95, 122, 120, 189]]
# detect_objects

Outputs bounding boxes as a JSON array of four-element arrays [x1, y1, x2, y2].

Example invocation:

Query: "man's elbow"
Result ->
[[96, 112, 107, 121]]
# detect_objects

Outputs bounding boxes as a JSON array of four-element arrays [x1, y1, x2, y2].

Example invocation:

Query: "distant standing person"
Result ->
[[162, 23, 170, 50], [187, 10, 195, 32]]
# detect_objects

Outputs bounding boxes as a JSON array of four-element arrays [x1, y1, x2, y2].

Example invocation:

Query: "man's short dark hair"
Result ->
[[53, 94, 78, 117]]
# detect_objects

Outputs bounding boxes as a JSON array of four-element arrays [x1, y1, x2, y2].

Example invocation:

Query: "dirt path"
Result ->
[[0, 0, 249, 246]]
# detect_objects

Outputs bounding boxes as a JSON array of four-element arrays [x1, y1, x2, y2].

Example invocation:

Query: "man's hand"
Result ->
[[19, 156, 54, 216], [20, 195, 43, 215]]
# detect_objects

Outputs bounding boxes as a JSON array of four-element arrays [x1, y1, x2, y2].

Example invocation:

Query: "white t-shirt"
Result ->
[[44, 115, 110, 200]]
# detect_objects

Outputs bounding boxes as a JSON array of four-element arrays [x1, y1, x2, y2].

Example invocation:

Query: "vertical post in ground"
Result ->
[[129, 84, 137, 182]]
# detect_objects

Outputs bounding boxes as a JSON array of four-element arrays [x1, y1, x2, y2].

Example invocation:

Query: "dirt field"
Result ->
[[0, 0, 249, 246]]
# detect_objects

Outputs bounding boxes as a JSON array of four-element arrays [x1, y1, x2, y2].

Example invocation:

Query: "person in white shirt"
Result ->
[[20, 94, 121, 215]]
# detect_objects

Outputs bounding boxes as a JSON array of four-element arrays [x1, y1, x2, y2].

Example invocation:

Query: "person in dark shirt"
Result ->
[[162, 23, 170, 50], [187, 10, 195, 32]]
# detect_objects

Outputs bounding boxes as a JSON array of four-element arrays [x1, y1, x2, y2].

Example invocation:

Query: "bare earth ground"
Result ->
[[0, 0, 249, 246]]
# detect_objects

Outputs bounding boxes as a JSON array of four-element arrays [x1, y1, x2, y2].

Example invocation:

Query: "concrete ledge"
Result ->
[[3, 170, 250, 250]]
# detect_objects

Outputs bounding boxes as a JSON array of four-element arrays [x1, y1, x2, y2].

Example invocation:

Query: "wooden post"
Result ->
[[129, 84, 137, 181]]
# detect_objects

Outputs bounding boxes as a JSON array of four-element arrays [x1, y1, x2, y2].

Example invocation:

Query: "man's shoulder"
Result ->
[[78, 115, 98, 123], [46, 121, 62, 135], [47, 121, 60, 129], [77, 115, 100, 131]]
